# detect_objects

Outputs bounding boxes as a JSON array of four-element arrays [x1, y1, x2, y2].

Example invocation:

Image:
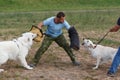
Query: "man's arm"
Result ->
[[110, 25, 120, 32], [37, 22, 44, 29], [110, 17, 120, 32]]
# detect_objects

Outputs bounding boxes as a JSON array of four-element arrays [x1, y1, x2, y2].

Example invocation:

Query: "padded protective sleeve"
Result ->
[[117, 17, 120, 25], [68, 26, 80, 50]]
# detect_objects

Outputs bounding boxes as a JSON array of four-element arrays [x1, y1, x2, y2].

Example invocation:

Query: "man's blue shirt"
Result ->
[[43, 17, 70, 38]]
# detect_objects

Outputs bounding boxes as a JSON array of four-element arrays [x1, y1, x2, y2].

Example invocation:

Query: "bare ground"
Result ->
[[0, 32, 120, 80]]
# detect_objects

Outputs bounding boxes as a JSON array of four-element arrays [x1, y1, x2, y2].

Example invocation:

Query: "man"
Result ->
[[107, 17, 120, 77], [30, 12, 80, 67]]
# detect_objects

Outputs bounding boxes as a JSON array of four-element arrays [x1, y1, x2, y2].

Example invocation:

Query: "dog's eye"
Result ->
[[87, 41, 89, 43]]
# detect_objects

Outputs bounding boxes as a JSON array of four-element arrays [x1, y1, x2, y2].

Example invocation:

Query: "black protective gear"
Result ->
[[68, 26, 80, 50]]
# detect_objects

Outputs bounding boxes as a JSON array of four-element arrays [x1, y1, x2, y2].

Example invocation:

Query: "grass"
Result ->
[[0, 10, 120, 28], [0, 0, 120, 12], [0, 10, 120, 46], [0, 0, 119, 31], [0, 1, 120, 46]]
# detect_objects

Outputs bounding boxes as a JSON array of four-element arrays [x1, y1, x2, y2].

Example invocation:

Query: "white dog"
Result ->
[[0, 32, 37, 72], [82, 38, 117, 70]]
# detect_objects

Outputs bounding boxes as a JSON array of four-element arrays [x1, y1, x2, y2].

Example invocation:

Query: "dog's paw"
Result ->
[[26, 66, 33, 70], [0, 69, 4, 72], [92, 67, 98, 70]]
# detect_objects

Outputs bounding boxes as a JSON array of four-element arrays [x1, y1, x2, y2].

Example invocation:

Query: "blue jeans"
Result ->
[[108, 47, 120, 74]]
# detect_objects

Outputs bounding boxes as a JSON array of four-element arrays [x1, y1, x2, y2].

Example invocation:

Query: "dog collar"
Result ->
[[13, 39, 20, 49]]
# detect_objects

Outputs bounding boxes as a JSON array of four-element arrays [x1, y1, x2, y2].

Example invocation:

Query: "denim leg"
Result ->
[[108, 47, 120, 73]]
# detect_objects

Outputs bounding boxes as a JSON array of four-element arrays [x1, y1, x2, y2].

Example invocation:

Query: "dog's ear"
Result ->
[[83, 38, 90, 40], [83, 38, 89, 40], [22, 37, 31, 43], [27, 38, 30, 42], [22, 33, 25, 37]]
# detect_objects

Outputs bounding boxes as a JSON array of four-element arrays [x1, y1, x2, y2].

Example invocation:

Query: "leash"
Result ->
[[96, 30, 110, 45]]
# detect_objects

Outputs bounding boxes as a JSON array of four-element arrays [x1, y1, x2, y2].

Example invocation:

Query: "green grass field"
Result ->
[[0, 0, 120, 46], [0, 0, 120, 12]]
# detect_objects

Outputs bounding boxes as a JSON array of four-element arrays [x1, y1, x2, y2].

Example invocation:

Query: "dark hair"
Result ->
[[56, 12, 65, 18]]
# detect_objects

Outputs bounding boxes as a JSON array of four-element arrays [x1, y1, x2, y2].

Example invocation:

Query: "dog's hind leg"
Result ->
[[0, 54, 8, 72], [99, 58, 109, 65], [0, 64, 4, 73]]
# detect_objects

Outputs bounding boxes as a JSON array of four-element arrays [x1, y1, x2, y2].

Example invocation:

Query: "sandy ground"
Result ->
[[0, 44, 120, 80], [0, 32, 120, 80]]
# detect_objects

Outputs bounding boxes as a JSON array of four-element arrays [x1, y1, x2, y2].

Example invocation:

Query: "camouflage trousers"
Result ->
[[33, 34, 76, 64]]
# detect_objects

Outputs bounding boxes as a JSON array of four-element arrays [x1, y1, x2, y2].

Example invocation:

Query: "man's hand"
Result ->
[[109, 25, 120, 32], [37, 22, 43, 29]]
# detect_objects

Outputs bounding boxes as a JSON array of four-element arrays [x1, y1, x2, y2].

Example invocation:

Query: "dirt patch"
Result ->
[[0, 32, 120, 80]]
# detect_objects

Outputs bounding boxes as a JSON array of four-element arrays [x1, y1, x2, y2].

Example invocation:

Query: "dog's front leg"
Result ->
[[93, 56, 101, 70], [18, 56, 33, 70]]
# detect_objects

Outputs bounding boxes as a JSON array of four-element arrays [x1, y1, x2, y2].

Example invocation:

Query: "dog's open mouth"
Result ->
[[82, 43, 84, 45]]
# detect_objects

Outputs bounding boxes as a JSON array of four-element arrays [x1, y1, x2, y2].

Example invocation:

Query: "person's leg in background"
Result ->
[[107, 47, 120, 77]]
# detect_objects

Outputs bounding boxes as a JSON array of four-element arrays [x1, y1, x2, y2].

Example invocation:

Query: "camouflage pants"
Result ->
[[33, 34, 76, 64]]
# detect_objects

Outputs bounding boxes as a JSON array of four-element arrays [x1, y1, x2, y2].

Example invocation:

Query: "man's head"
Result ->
[[54, 12, 65, 24]]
